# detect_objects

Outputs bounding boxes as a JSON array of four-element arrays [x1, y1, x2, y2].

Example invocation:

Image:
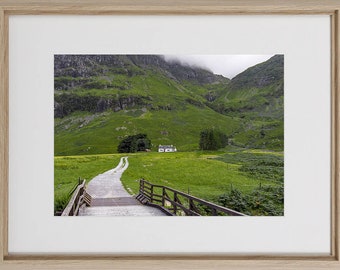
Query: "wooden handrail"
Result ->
[[137, 179, 247, 216], [61, 179, 89, 216]]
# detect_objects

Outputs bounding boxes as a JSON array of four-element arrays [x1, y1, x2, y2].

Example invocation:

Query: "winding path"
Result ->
[[79, 157, 166, 216]]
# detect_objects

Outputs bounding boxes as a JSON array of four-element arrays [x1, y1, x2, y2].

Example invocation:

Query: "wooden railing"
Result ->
[[61, 179, 91, 216], [136, 179, 247, 216]]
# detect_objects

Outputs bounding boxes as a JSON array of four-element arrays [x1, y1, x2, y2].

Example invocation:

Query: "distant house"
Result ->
[[158, 145, 177, 153]]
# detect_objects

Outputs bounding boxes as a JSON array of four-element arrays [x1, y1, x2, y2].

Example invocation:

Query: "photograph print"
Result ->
[[54, 54, 284, 217]]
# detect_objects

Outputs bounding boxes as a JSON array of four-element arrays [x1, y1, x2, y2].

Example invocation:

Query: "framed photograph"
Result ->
[[0, 0, 339, 269]]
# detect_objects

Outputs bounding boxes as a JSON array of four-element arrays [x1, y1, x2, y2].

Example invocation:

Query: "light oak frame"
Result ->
[[0, 0, 339, 269]]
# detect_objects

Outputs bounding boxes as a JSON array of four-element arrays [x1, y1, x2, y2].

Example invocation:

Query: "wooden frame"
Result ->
[[0, 0, 339, 269]]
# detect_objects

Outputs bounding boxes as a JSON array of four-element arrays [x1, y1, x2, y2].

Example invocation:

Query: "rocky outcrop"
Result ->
[[54, 55, 229, 90], [54, 93, 152, 118], [54, 55, 134, 78], [54, 101, 64, 118]]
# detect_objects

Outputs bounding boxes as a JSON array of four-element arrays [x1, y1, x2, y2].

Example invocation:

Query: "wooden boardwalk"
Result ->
[[78, 157, 166, 216]]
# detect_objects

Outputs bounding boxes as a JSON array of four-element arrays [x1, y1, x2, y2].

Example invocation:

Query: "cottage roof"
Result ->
[[158, 145, 175, 148]]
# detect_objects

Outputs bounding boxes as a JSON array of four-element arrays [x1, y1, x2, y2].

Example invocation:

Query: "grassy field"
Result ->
[[54, 148, 283, 215], [54, 154, 122, 213], [120, 151, 274, 198]]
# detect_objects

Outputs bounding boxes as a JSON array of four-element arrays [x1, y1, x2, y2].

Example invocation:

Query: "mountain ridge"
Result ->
[[230, 55, 283, 90], [54, 55, 228, 89], [54, 54, 284, 155]]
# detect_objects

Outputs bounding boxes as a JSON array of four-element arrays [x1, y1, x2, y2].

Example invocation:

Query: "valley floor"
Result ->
[[54, 148, 283, 216]]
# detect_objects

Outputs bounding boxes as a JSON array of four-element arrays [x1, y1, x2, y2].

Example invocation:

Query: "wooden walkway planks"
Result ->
[[79, 157, 166, 216], [90, 197, 141, 206]]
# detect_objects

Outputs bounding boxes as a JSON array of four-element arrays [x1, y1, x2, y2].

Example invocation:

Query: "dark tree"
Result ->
[[199, 129, 228, 150], [117, 134, 151, 153]]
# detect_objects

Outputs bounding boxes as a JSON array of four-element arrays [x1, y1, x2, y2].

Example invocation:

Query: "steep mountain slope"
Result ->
[[186, 55, 284, 150], [230, 55, 283, 90], [201, 55, 284, 120], [54, 55, 284, 155]]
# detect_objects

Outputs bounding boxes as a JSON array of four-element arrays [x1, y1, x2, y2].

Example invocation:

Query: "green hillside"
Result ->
[[55, 105, 242, 155], [189, 55, 284, 121], [54, 55, 284, 155]]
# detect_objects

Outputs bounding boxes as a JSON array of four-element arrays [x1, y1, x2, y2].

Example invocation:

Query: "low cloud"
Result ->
[[163, 55, 274, 79]]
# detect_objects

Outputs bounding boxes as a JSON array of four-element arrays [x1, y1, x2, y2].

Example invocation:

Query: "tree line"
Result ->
[[116, 129, 228, 153]]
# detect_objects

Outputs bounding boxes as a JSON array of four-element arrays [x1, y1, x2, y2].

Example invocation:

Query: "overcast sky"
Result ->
[[163, 55, 274, 79]]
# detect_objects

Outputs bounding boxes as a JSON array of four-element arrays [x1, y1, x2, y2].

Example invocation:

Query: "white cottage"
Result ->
[[158, 145, 177, 153]]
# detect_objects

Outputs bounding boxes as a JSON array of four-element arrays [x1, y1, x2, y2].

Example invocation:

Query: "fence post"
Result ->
[[162, 187, 165, 206], [150, 184, 154, 203], [173, 192, 177, 215]]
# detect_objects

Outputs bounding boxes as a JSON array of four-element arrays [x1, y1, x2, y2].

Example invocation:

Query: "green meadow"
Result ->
[[54, 149, 283, 215]]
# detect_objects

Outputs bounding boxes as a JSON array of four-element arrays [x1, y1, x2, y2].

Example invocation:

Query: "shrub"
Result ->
[[217, 184, 284, 216], [218, 188, 249, 214]]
